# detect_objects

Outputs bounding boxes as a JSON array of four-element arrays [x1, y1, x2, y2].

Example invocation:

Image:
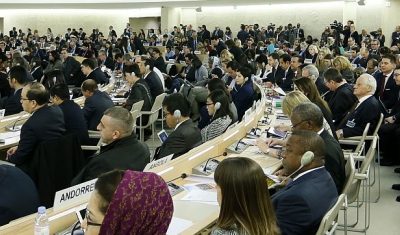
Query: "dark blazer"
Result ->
[[82, 90, 114, 131], [98, 57, 115, 70], [231, 82, 254, 122], [338, 96, 381, 137], [353, 54, 380, 69], [30, 66, 44, 82], [62, 56, 81, 85], [215, 40, 227, 56], [187, 37, 202, 51], [162, 39, 174, 47], [86, 68, 108, 85], [237, 30, 249, 44], [202, 29, 211, 42], [0, 72, 11, 99], [9, 30, 18, 38], [212, 29, 224, 39], [374, 71, 399, 111], [271, 168, 338, 235], [264, 66, 285, 86], [281, 68, 294, 91], [320, 130, 346, 193], [71, 134, 150, 185], [328, 83, 358, 125], [4, 88, 23, 116], [0, 165, 40, 226], [155, 119, 202, 160], [8, 105, 66, 167], [144, 71, 164, 103], [153, 57, 166, 73], [315, 77, 330, 97], [126, 79, 152, 112], [59, 100, 89, 145], [229, 46, 244, 61]]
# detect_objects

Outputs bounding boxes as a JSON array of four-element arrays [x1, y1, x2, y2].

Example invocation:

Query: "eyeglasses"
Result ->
[[20, 97, 31, 101], [85, 208, 102, 227], [163, 112, 172, 119], [291, 120, 309, 129], [206, 102, 214, 106]]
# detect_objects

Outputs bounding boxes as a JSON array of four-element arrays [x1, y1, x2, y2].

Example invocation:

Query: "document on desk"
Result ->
[[181, 190, 218, 205], [185, 174, 216, 184], [0, 131, 20, 144], [167, 217, 194, 235]]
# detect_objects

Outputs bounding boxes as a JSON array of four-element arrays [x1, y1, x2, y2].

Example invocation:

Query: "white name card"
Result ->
[[0, 109, 5, 119], [256, 100, 262, 112], [144, 154, 173, 171], [304, 59, 313, 64], [194, 51, 201, 55], [143, 43, 150, 46], [53, 178, 97, 212], [244, 108, 253, 126], [351, 64, 357, 68]]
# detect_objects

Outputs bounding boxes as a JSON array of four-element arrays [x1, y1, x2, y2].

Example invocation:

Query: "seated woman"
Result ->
[[231, 66, 254, 122], [43, 51, 62, 75], [306, 45, 318, 63], [211, 157, 280, 235], [82, 170, 173, 235], [293, 77, 336, 139], [333, 56, 355, 84], [198, 79, 238, 129], [42, 70, 66, 90], [201, 89, 233, 142]]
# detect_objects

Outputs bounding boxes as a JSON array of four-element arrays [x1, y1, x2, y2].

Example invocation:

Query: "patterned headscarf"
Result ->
[[99, 171, 174, 235]]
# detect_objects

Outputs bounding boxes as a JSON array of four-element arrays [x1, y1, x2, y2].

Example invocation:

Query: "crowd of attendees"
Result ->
[[1, 19, 400, 234]]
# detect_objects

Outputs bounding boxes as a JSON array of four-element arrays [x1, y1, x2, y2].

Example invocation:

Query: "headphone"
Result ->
[[214, 102, 221, 111], [52, 77, 56, 84], [173, 110, 181, 121], [249, 127, 262, 136], [32, 62, 36, 67], [301, 151, 314, 166], [244, 77, 249, 82], [262, 62, 265, 67], [131, 72, 135, 77], [145, 64, 150, 70]]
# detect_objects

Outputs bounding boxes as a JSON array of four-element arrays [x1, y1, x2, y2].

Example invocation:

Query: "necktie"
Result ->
[[41, 43, 44, 49], [379, 75, 387, 100], [62, 61, 67, 69], [194, 40, 197, 50], [339, 101, 359, 127]]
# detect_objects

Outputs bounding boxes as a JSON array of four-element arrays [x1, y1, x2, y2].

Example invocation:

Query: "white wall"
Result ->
[[0, 8, 160, 38]]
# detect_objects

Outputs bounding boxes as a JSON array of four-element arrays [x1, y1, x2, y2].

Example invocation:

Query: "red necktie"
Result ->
[[379, 75, 386, 100]]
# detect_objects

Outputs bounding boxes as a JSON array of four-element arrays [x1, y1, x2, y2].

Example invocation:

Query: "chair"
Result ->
[[338, 136, 377, 234], [338, 154, 356, 235], [131, 100, 144, 112], [315, 194, 346, 235], [340, 123, 370, 158], [30, 133, 86, 208], [137, 93, 166, 149]]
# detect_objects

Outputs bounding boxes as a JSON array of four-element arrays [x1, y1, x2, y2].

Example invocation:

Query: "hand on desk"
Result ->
[[256, 138, 279, 158], [267, 138, 287, 147], [274, 124, 291, 132]]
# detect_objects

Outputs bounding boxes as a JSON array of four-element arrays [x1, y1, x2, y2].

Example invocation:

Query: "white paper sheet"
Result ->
[[167, 217, 194, 235], [185, 174, 216, 184], [181, 190, 218, 203]]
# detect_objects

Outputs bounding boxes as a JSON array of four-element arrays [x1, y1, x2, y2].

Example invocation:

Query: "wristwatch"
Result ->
[[339, 129, 344, 138]]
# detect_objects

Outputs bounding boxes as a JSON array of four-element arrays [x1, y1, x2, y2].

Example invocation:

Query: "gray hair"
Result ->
[[302, 65, 319, 81], [359, 73, 377, 94], [291, 102, 324, 128], [103, 107, 134, 136]]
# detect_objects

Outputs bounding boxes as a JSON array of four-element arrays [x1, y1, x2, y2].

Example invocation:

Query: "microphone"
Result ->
[[202, 152, 227, 172], [6, 112, 27, 132], [321, 90, 331, 99], [167, 173, 188, 183], [235, 137, 245, 151]]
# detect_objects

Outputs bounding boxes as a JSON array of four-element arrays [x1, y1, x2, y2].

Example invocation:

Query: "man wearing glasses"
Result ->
[[6, 82, 65, 171], [4, 66, 27, 116]]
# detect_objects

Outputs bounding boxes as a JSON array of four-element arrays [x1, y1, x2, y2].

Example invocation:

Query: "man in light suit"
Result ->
[[336, 74, 381, 139], [154, 93, 202, 160], [271, 130, 337, 235]]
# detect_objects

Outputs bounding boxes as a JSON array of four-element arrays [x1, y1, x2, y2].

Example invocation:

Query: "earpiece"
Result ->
[[173, 110, 181, 121], [129, 58, 133, 63], [53, 77, 56, 84], [131, 72, 135, 77], [262, 62, 265, 67], [300, 151, 314, 166], [214, 102, 221, 111], [244, 77, 249, 82], [32, 62, 36, 67], [145, 64, 150, 70], [275, 59, 279, 64]]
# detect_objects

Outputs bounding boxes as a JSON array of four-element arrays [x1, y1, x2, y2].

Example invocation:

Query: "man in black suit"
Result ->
[[0, 41, 10, 53], [65, 28, 72, 42], [291, 102, 346, 193], [302, 64, 330, 98], [353, 47, 380, 68], [374, 53, 399, 112], [78, 28, 86, 41], [81, 58, 107, 85], [71, 107, 149, 185], [336, 74, 381, 139], [391, 26, 400, 47], [81, 79, 114, 131], [225, 39, 244, 62], [60, 49, 81, 85], [9, 27, 17, 38], [295, 23, 304, 39], [98, 50, 114, 70], [162, 34, 174, 47], [4, 66, 27, 116], [279, 54, 294, 91], [50, 84, 89, 145], [324, 68, 358, 125], [68, 41, 81, 55], [7, 82, 65, 169], [237, 24, 249, 45], [263, 53, 285, 86], [211, 36, 226, 56], [108, 25, 117, 38], [136, 56, 164, 103], [154, 93, 202, 160], [201, 25, 211, 42], [212, 26, 224, 39], [187, 32, 202, 51]]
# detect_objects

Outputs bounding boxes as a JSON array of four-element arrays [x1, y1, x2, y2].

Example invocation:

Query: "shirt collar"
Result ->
[[357, 95, 372, 108], [175, 119, 189, 130], [293, 166, 325, 181]]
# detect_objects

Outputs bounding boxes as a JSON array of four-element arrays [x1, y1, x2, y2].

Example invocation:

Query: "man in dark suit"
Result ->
[[81, 79, 114, 131], [154, 93, 202, 160], [379, 66, 400, 166], [237, 24, 249, 45], [65, 28, 72, 42], [0, 165, 40, 226], [279, 54, 294, 91], [212, 26, 224, 39], [162, 34, 174, 47], [336, 74, 381, 139], [68, 41, 81, 55], [81, 58, 108, 86], [78, 28, 86, 41], [136, 56, 164, 103], [9, 27, 17, 38], [302, 64, 330, 98], [108, 25, 117, 38], [263, 53, 285, 86], [187, 32, 202, 51], [71, 107, 149, 185], [225, 39, 244, 62], [50, 84, 89, 145], [353, 47, 380, 68], [201, 25, 211, 42], [60, 49, 81, 85], [291, 102, 346, 193], [271, 130, 338, 235], [4, 66, 27, 116], [324, 68, 358, 125], [98, 50, 114, 70], [7, 82, 65, 170], [295, 23, 304, 39], [211, 36, 227, 56], [391, 26, 400, 47], [374, 53, 399, 112]]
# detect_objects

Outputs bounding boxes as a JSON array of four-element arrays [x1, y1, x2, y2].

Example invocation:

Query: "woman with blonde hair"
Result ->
[[220, 49, 235, 61], [211, 157, 280, 235], [306, 44, 318, 63], [333, 56, 355, 83]]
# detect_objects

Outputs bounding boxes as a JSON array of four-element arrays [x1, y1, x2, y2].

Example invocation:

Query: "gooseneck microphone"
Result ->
[[6, 112, 27, 132], [167, 173, 188, 183], [234, 137, 245, 151], [203, 152, 227, 172]]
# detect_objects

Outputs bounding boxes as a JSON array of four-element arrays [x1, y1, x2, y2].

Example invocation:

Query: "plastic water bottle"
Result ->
[[34, 206, 49, 235]]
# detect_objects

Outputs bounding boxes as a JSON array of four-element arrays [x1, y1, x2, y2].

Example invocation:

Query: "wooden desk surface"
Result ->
[[0, 85, 285, 234]]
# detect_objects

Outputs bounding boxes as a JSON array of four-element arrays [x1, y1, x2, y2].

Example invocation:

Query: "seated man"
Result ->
[[336, 74, 381, 139], [271, 130, 338, 235], [81, 79, 114, 131], [7, 82, 66, 170], [136, 56, 164, 103], [80, 58, 107, 86], [50, 84, 89, 145], [72, 107, 150, 185], [154, 93, 202, 160], [4, 66, 27, 116], [324, 68, 358, 125], [0, 165, 40, 226]]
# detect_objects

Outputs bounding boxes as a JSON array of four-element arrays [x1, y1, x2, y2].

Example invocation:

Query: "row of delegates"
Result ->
[[230, 65, 254, 122], [201, 89, 233, 142], [82, 170, 173, 235], [72, 107, 150, 185]]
